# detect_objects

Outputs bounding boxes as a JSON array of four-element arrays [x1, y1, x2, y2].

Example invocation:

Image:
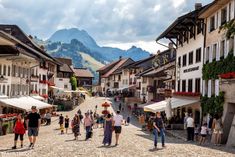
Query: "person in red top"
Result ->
[[12, 113, 26, 149]]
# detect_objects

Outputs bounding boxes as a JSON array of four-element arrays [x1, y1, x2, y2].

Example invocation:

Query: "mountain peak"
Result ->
[[48, 28, 98, 48]]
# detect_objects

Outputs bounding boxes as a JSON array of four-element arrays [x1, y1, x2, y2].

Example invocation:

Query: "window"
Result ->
[[195, 78, 200, 93], [183, 54, 187, 67], [196, 48, 201, 63], [211, 80, 215, 95], [229, 3, 231, 21], [178, 57, 181, 67], [143, 77, 147, 83], [3, 65, 6, 76], [177, 80, 180, 92], [206, 47, 210, 62], [18, 67, 21, 77], [188, 51, 193, 65], [221, 7, 227, 25], [188, 79, 193, 92], [7, 85, 9, 96], [7, 66, 10, 76], [220, 40, 225, 58], [210, 16, 215, 32], [142, 87, 146, 94], [64, 85, 68, 89], [213, 44, 217, 60], [2, 85, 5, 94], [197, 22, 202, 34], [182, 80, 186, 92]]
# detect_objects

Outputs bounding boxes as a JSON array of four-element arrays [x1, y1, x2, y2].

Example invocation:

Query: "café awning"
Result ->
[[144, 98, 199, 113], [0, 96, 52, 111]]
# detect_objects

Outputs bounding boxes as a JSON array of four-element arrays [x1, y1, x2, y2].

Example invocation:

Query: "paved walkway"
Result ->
[[0, 96, 235, 157]]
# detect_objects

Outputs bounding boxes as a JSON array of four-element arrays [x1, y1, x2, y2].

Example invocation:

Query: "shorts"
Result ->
[[14, 134, 24, 141], [214, 129, 223, 134], [28, 127, 39, 136], [201, 134, 207, 137], [114, 126, 122, 134]]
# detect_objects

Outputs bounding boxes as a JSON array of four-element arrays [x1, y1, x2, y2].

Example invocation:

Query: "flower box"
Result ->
[[173, 92, 200, 96], [48, 82, 55, 86], [220, 72, 235, 79], [39, 80, 48, 84]]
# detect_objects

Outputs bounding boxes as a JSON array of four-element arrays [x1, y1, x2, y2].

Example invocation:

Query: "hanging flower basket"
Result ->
[[101, 102, 111, 107], [102, 110, 110, 115], [173, 92, 200, 97]]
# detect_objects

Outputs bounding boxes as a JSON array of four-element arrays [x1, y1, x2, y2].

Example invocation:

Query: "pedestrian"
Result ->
[[199, 123, 208, 145], [59, 114, 64, 134], [194, 124, 200, 141], [26, 106, 41, 149], [45, 111, 51, 125], [71, 115, 80, 140], [186, 113, 195, 141], [12, 113, 26, 149], [212, 114, 223, 146], [84, 113, 93, 140], [153, 112, 165, 149], [119, 103, 122, 111], [65, 115, 69, 134], [77, 109, 81, 115], [126, 116, 130, 125], [113, 110, 123, 146], [103, 114, 113, 146]]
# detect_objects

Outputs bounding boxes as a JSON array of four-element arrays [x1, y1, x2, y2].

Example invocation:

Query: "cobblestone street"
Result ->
[[0, 96, 235, 157]]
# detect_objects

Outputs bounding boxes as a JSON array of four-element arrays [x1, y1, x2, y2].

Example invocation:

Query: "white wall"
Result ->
[[176, 33, 204, 93]]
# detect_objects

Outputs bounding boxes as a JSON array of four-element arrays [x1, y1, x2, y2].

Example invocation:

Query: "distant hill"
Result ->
[[43, 28, 151, 82]]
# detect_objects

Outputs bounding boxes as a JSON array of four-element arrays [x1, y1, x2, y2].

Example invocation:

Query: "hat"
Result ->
[[31, 106, 37, 109]]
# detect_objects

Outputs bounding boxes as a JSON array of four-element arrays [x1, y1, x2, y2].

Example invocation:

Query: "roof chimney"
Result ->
[[119, 56, 122, 60], [195, 3, 202, 10]]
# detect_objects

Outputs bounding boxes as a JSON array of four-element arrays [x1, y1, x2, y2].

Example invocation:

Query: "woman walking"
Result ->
[[212, 114, 223, 146], [103, 114, 113, 146], [12, 114, 26, 149], [64, 115, 69, 134], [71, 115, 80, 140]]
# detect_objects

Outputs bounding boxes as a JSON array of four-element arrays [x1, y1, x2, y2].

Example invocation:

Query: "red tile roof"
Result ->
[[97, 60, 119, 72], [73, 68, 94, 78], [102, 58, 129, 78]]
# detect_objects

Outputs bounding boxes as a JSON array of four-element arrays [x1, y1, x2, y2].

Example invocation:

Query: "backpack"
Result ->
[[79, 114, 84, 120]]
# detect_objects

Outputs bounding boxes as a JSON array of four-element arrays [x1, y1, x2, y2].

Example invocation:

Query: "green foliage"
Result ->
[[70, 76, 77, 91], [201, 92, 224, 116], [202, 52, 235, 80], [219, 19, 235, 39]]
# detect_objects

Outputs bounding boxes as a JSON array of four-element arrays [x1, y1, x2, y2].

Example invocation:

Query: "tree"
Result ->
[[70, 76, 77, 91]]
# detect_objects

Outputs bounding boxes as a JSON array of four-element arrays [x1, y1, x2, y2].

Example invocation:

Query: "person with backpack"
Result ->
[[12, 113, 26, 149]]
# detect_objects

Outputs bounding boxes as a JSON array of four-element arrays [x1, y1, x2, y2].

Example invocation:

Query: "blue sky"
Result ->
[[0, 0, 212, 53]]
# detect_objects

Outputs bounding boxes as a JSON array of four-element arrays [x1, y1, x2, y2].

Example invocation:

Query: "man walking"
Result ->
[[186, 113, 195, 141], [26, 106, 41, 149], [153, 112, 165, 149], [113, 110, 123, 146]]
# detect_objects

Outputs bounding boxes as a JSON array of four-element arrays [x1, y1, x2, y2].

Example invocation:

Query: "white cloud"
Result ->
[[171, 0, 185, 8], [153, 4, 161, 12], [101, 40, 167, 54]]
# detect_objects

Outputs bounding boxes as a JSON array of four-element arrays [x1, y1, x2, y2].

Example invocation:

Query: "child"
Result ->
[[199, 123, 208, 145], [194, 124, 200, 141]]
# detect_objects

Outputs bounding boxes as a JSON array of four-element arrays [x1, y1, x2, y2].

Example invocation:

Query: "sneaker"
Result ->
[[29, 143, 33, 148], [12, 146, 17, 149], [21, 144, 23, 148]]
